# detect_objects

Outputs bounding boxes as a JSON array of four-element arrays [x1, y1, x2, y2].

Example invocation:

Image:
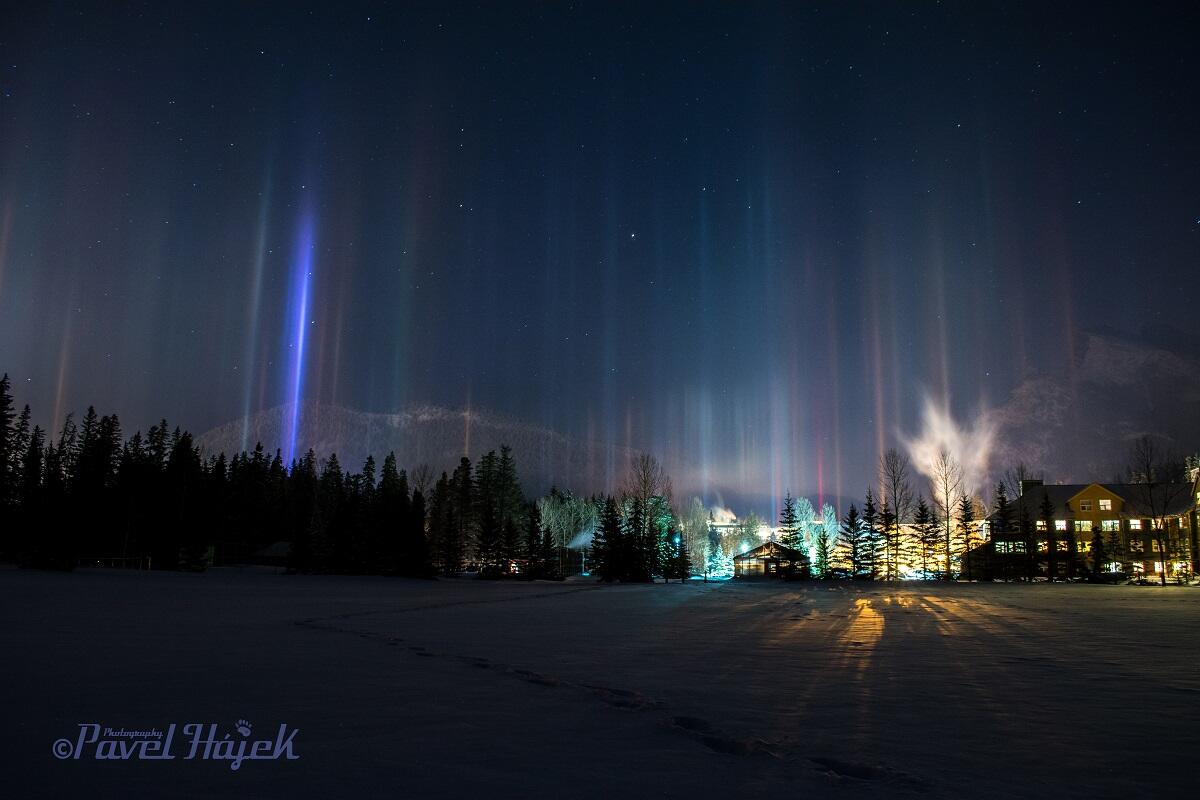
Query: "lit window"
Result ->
[[1077, 539, 1091, 553], [1055, 520, 1067, 531], [1152, 540, 1161, 552], [1079, 500, 1093, 512], [1056, 540, 1068, 552], [1101, 520, 1120, 532], [1036, 520, 1047, 531], [1037, 539, 1048, 553], [1099, 499, 1112, 511], [1075, 521, 1089, 532], [1129, 540, 1145, 553], [1013, 542, 1027, 553], [1129, 519, 1143, 530]]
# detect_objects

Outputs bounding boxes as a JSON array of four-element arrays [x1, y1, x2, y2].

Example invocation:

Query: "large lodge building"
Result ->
[[974, 478, 1199, 581]]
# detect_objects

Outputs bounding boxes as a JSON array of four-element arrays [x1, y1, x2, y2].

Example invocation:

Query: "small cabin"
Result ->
[[733, 541, 809, 579]]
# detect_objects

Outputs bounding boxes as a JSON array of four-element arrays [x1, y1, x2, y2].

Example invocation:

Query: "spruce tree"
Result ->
[[879, 505, 896, 580], [838, 504, 863, 578], [958, 494, 975, 580], [861, 488, 880, 580], [912, 496, 934, 579], [407, 488, 428, 576], [625, 497, 648, 581], [1018, 502, 1036, 582], [592, 495, 623, 581], [524, 502, 544, 578], [813, 526, 831, 578], [991, 483, 1013, 581], [451, 457, 474, 568], [672, 526, 691, 582], [1090, 529, 1108, 581], [1039, 492, 1057, 581], [778, 493, 800, 549]]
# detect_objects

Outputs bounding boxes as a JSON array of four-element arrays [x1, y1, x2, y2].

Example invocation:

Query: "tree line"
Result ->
[[0, 374, 561, 578]]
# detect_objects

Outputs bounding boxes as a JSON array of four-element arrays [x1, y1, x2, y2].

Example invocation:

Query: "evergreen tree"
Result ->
[[0, 374, 14, 553], [878, 505, 896, 579], [1018, 501, 1036, 582], [451, 457, 474, 568], [9, 404, 31, 502], [407, 488, 428, 576], [991, 483, 1013, 582], [957, 494, 976, 580], [813, 525, 831, 578], [705, 520, 724, 579], [625, 497, 649, 581], [672, 526, 691, 582], [476, 500, 501, 576], [861, 488, 880, 580], [1039, 492, 1057, 581], [1090, 529, 1108, 580], [524, 502, 544, 578], [838, 504, 864, 578], [913, 496, 936, 579], [378, 452, 408, 572], [778, 493, 800, 549], [591, 495, 623, 582], [538, 515, 557, 580], [501, 515, 520, 574]]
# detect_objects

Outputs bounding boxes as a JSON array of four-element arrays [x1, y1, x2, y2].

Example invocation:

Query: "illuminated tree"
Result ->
[[812, 502, 836, 578], [913, 496, 937, 579], [879, 449, 914, 581], [778, 493, 800, 549], [957, 494, 976, 580], [680, 497, 711, 575], [1126, 435, 1190, 586], [793, 496, 816, 554], [813, 525, 831, 578], [930, 449, 963, 580]]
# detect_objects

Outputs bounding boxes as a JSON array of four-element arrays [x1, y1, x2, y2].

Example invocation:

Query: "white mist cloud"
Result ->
[[901, 395, 996, 497], [709, 506, 738, 525]]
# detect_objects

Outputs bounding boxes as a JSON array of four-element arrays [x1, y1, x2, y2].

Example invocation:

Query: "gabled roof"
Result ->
[[1064, 483, 1125, 506], [995, 482, 1196, 520], [733, 540, 809, 562]]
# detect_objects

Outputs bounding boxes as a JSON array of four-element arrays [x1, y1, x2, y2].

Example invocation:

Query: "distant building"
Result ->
[[974, 479, 1198, 580], [733, 541, 809, 579]]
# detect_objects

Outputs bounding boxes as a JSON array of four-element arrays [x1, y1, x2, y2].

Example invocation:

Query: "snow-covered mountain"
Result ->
[[986, 328, 1200, 482]]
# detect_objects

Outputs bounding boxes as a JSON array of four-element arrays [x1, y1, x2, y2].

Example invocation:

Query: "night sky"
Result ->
[[1, 3, 1196, 511]]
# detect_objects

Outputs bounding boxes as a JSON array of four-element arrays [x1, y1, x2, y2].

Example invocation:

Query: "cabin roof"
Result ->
[[733, 540, 809, 562]]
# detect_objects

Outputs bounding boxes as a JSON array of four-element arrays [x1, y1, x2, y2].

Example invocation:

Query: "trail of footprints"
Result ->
[[295, 610, 930, 792]]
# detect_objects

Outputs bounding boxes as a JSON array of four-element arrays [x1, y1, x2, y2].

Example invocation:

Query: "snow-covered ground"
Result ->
[[2, 568, 1197, 798]]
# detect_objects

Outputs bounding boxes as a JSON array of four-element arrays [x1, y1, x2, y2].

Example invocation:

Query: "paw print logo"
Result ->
[[235, 719, 252, 737]]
